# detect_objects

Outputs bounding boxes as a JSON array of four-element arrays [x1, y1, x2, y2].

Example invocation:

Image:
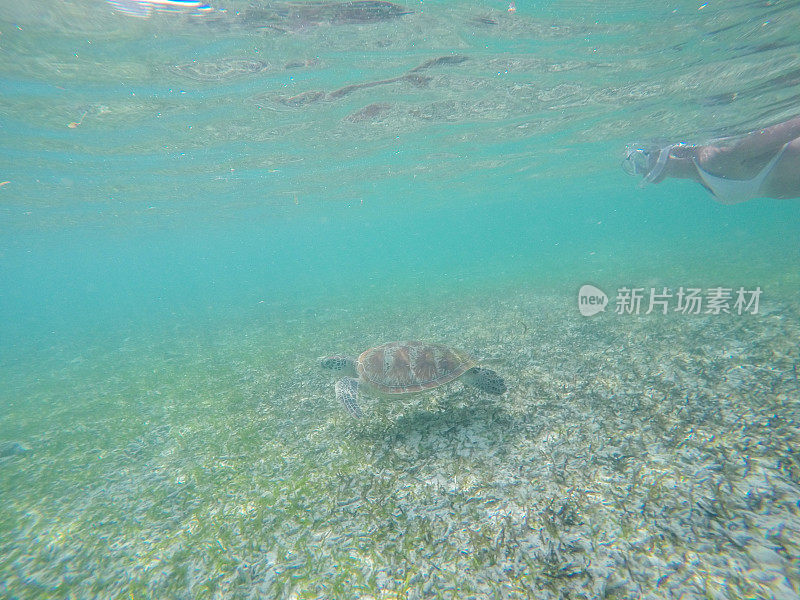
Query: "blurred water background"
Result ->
[[1, 1, 799, 598]]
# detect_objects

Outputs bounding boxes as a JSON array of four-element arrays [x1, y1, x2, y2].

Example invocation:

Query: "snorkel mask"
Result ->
[[623, 143, 675, 187]]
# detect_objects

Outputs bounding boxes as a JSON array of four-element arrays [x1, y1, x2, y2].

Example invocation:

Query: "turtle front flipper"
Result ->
[[335, 377, 363, 418]]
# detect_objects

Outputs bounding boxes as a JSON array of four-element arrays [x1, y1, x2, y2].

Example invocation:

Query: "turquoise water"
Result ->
[[2, 1, 800, 598]]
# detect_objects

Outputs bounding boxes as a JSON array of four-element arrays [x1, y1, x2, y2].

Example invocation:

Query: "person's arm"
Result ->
[[714, 115, 800, 156], [692, 115, 800, 179]]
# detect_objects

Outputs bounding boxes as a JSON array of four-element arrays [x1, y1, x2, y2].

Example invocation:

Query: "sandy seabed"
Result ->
[[1, 288, 798, 599]]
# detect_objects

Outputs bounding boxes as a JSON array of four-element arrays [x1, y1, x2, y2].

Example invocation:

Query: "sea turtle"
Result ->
[[321, 340, 506, 418]]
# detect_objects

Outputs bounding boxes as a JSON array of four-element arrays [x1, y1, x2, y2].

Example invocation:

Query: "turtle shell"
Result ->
[[357, 341, 475, 394]]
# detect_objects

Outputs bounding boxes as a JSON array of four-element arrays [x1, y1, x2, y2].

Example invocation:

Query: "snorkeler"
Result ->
[[623, 115, 800, 203]]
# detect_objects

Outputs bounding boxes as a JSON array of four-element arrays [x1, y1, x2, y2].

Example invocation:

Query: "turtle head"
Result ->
[[463, 367, 507, 395], [320, 355, 357, 377]]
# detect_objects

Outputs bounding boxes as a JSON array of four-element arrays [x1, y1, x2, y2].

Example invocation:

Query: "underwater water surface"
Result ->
[[1, 0, 800, 598]]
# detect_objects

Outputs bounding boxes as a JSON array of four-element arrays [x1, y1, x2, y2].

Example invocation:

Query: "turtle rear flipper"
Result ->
[[335, 377, 362, 418], [463, 367, 507, 395]]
